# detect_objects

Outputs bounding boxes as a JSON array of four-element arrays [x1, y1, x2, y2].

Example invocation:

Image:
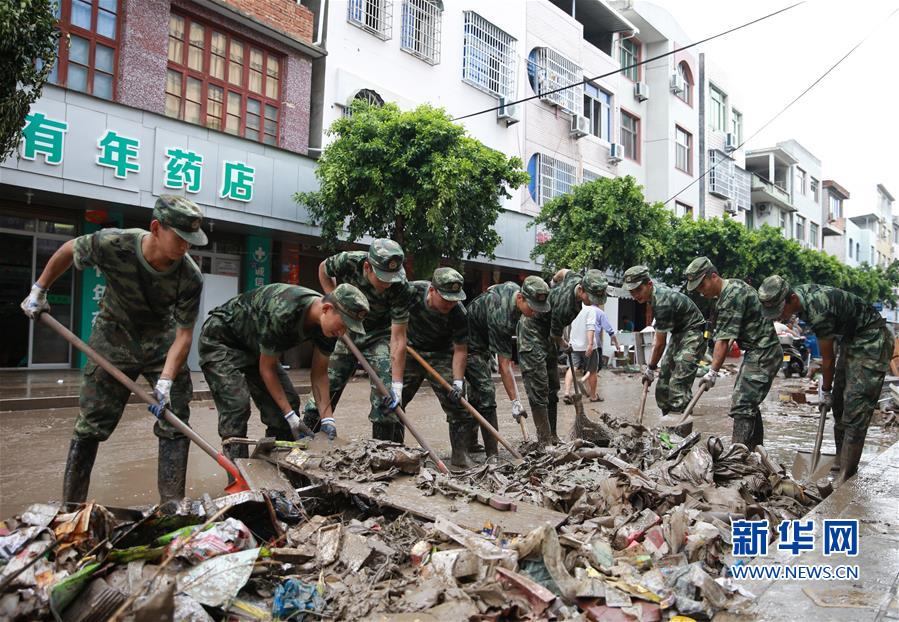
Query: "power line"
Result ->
[[452, 2, 805, 122], [664, 4, 899, 206]]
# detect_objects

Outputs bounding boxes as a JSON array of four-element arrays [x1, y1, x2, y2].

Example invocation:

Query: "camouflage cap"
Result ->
[[520, 275, 551, 313], [757, 275, 792, 320], [432, 267, 466, 302], [328, 283, 369, 335], [367, 238, 406, 283], [684, 256, 716, 292], [623, 265, 651, 291], [582, 269, 609, 305], [153, 195, 208, 246]]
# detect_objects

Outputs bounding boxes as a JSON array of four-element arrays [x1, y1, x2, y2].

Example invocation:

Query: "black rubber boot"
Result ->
[[481, 411, 499, 458], [547, 400, 559, 438], [62, 439, 99, 505], [832, 426, 844, 470], [731, 416, 756, 449], [448, 423, 475, 469], [531, 404, 553, 447], [158, 437, 190, 504], [836, 440, 864, 487], [372, 421, 405, 444], [751, 411, 765, 449], [223, 439, 249, 486], [468, 425, 485, 453]]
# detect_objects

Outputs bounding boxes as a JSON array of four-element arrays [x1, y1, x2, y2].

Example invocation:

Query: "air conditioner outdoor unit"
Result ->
[[634, 81, 649, 102], [725, 132, 737, 152], [569, 114, 590, 138], [608, 143, 624, 163], [757, 203, 771, 214], [724, 200, 737, 215], [669, 73, 686, 94], [497, 97, 520, 126]]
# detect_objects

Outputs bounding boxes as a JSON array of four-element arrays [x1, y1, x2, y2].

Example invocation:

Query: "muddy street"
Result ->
[[2, 365, 897, 516]]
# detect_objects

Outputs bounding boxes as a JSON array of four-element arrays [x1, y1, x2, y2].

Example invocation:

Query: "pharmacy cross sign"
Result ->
[[18, 112, 257, 201]]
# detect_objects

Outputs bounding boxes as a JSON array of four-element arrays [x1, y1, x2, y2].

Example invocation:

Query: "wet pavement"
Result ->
[[1, 363, 897, 518]]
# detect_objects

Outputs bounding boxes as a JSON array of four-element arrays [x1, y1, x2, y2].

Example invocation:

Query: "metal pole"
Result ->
[[340, 334, 449, 474]]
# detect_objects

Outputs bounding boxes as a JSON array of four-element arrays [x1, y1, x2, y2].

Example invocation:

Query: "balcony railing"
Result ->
[[751, 173, 793, 211]]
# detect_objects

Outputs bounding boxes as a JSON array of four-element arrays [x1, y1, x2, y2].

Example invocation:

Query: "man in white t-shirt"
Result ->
[[563, 303, 615, 402]]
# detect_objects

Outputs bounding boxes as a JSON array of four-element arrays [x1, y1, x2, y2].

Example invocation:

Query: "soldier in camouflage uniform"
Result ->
[[685, 257, 782, 449], [517, 269, 608, 445], [758, 276, 893, 484], [200, 283, 369, 465], [401, 268, 473, 468], [466, 277, 551, 453], [21, 196, 207, 505], [624, 265, 707, 424], [302, 239, 414, 442]]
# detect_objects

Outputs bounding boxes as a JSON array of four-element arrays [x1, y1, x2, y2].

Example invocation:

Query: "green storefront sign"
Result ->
[[76, 215, 122, 367], [243, 235, 272, 292]]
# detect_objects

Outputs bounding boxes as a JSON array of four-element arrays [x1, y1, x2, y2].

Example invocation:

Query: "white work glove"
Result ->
[[148, 377, 173, 418], [381, 381, 403, 413], [641, 365, 656, 385], [819, 387, 833, 410], [21, 282, 50, 319], [320, 417, 337, 440], [511, 399, 528, 422], [447, 379, 464, 405], [700, 368, 719, 389], [284, 409, 314, 440]]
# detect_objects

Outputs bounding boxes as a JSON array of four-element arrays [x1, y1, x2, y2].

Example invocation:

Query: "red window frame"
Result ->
[[620, 108, 641, 163], [675, 124, 692, 175], [676, 61, 693, 107], [166, 10, 283, 145], [53, 0, 122, 99]]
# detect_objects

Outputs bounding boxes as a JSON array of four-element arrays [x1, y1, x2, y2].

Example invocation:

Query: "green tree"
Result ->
[[530, 176, 673, 274], [0, 0, 59, 160], [296, 102, 529, 277], [652, 215, 752, 284]]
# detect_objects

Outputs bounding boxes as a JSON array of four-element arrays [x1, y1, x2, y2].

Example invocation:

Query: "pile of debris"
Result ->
[[1, 414, 822, 621]]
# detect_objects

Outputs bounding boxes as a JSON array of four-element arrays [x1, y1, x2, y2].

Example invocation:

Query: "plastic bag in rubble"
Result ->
[[272, 578, 325, 620], [168, 518, 256, 564]]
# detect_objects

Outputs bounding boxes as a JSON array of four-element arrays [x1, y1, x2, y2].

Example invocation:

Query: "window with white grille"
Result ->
[[348, 0, 393, 40], [462, 12, 516, 100], [582, 168, 600, 183], [528, 153, 576, 206], [401, 0, 441, 64], [708, 149, 734, 199], [527, 47, 582, 114]]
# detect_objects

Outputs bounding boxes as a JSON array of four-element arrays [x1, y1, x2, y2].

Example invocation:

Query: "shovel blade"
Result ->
[[792, 451, 837, 481]]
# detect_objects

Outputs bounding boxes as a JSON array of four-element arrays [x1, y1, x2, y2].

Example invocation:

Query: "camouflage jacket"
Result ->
[[467, 282, 522, 358], [407, 281, 468, 353], [651, 285, 705, 335], [713, 279, 778, 350], [324, 252, 412, 336], [207, 284, 335, 356], [533, 270, 582, 339], [795, 284, 885, 341], [73, 228, 202, 332]]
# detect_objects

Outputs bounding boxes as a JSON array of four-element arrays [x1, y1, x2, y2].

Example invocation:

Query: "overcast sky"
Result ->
[[657, 0, 898, 215]]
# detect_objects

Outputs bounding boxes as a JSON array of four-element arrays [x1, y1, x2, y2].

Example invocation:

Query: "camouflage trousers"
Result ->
[[656, 331, 707, 414], [832, 326, 892, 444], [729, 344, 783, 422], [303, 334, 393, 424], [516, 316, 560, 410], [199, 318, 299, 442], [74, 327, 191, 442], [465, 350, 497, 423], [402, 349, 471, 425]]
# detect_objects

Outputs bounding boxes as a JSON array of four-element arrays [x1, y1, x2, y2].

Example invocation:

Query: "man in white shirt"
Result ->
[[563, 303, 621, 402]]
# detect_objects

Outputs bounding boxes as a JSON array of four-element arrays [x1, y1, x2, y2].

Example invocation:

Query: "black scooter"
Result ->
[[781, 334, 810, 378]]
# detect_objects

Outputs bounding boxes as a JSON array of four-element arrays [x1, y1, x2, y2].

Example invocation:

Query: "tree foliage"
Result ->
[[530, 176, 673, 274], [296, 102, 529, 277], [0, 0, 59, 160]]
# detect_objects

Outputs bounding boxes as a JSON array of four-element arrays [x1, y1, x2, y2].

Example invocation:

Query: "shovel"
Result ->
[[792, 404, 837, 481], [39, 313, 250, 494], [636, 381, 650, 426], [658, 382, 708, 430]]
